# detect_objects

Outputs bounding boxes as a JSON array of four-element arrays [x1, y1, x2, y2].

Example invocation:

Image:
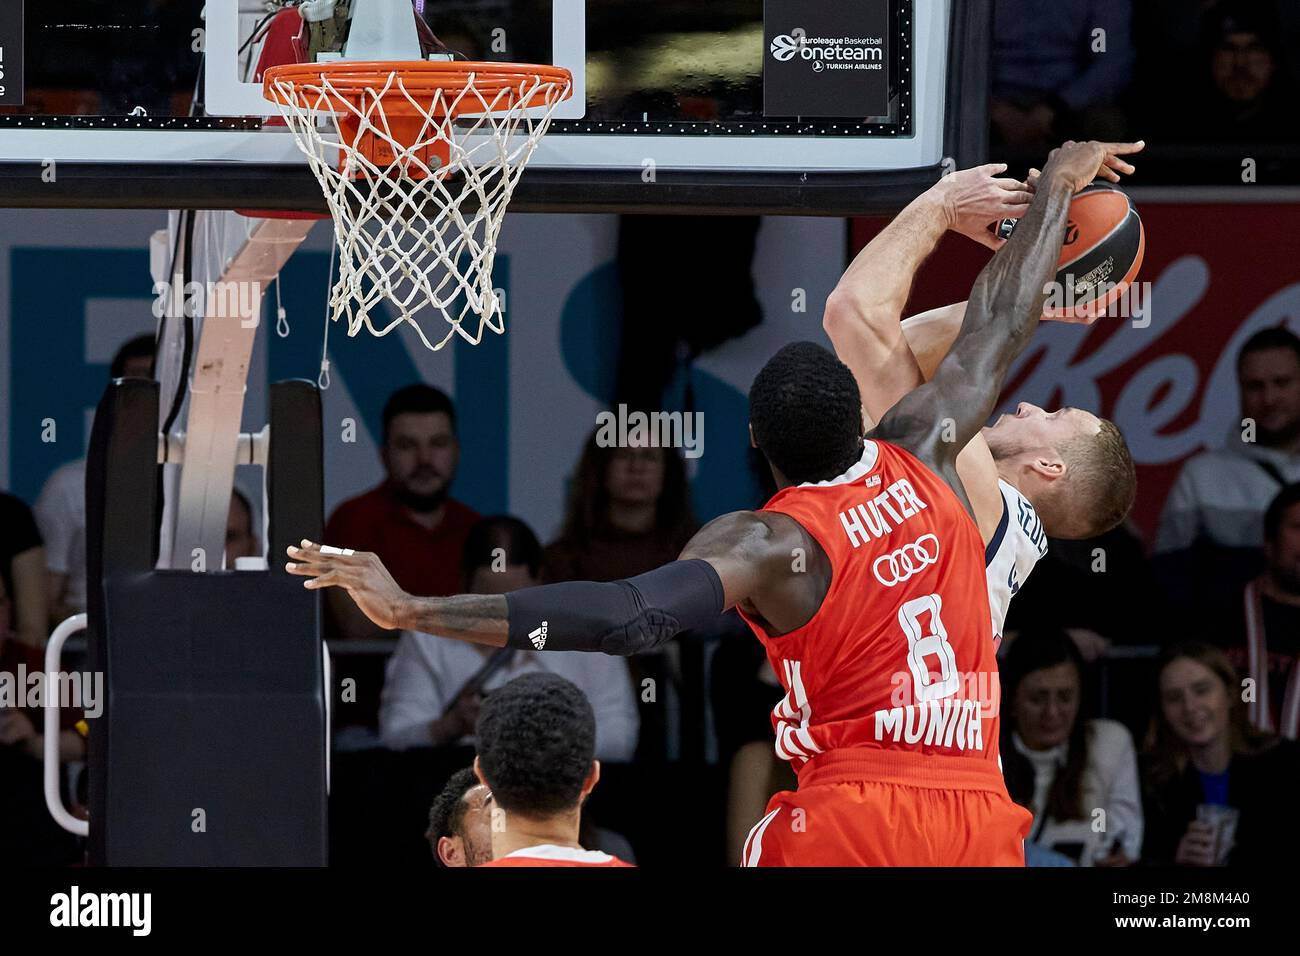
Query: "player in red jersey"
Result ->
[[287, 140, 1142, 866], [472, 673, 633, 868]]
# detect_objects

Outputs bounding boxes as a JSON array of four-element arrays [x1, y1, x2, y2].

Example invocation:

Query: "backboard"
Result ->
[[0, 0, 991, 215]]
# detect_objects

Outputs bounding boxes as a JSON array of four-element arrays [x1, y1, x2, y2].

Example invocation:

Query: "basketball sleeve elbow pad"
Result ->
[[504, 559, 725, 656]]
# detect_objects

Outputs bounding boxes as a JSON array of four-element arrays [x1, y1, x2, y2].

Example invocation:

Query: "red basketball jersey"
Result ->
[[479, 845, 634, 867], [739, 440, 1004, 779]]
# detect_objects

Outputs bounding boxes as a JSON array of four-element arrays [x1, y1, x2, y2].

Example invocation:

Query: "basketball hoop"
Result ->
[[264, 60, 573, 350]]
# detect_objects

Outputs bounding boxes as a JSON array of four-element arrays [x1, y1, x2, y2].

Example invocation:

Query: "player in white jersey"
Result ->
[[984, 477, 1049, 646], [820, 162, 1136, 636]]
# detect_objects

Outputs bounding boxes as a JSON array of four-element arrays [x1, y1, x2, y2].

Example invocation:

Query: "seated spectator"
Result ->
[[225, 488, 261, 567], [425, 766, 493, 868], [1, 585, 85, 865], [1141, 643, 1300, 866], [1001, 627, 1143, 866], [474, 673, 633, 867], [379, 516, 638, 762], [1195, 1, 1297, 143], [1, 492, 49, 649], [990, 0, 1134, 161], [35, 334, 154, 626], [544, 431, 698, 761], [1206, 483, 1300, 739], [543, 430, 697, 582], [1155, 327, 1300, 617], [325, 384, 480, 640]]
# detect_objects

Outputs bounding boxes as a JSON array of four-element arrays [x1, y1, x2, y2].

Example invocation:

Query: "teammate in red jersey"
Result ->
[[287, 139, 1142, 866], [472, 673, 633, 868]]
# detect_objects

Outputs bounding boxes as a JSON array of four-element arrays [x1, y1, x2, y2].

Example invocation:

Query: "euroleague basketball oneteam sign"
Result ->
[[764, 0, 890, 118]]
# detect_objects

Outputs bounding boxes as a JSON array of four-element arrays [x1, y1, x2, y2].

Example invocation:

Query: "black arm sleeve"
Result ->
[[505, 559, 726, 656]]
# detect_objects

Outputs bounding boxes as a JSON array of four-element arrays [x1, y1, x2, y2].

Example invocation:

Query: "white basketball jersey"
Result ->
[[985, 479, 1048, 644]]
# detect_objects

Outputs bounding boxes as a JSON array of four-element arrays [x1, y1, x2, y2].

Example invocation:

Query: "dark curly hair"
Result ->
[[749, 341, 864, 486], [425, 766, 481, 865], [475, 673, 596, 816]]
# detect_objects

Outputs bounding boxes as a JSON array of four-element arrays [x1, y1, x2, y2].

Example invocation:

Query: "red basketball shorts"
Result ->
[[742, 749, 1033, 867]]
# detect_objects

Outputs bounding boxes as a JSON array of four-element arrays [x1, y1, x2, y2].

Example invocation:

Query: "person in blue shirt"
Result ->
[[1141, 643, 1300, 866]]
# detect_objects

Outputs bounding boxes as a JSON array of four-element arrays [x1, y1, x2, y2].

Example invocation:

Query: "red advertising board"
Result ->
[[850, 199, 1300, 544]]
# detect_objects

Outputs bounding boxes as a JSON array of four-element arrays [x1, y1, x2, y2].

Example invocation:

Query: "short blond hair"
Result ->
[[1054, 418, 1136, 538]]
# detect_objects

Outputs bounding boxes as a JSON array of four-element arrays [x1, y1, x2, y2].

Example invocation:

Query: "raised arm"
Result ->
[[870, 140, 1142, 512], [823, 164, 1030, 428], [285, 509, 812, 655]]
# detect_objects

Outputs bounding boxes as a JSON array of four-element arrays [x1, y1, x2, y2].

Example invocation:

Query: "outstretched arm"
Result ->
[[285, 510, 806, 654], [870, 140, 1142, 512]]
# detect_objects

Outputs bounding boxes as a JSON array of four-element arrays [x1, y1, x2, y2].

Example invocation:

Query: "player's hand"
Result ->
[[1042, 140, 1143, 194], [933, 163, 1034, 249], [286, 540, 410, 631], [1174, 821, 1218, 867]]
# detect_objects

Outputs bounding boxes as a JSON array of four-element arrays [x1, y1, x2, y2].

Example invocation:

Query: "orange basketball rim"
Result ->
[[263, 60, 574, 179]]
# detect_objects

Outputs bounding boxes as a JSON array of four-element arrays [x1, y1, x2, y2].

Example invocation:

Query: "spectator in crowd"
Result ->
[[1196, 2, 1296, 142], [1, 492, 50, 650], [425, 766, 493, 868], [1141, 643, 1300, 866], [1, 497, 84, 864], [35, 334, 154, 627], [1155, 327, 1300, 615], [543, 431, 698, 583], [990, 0, 1134, 159], [1001, 627, 1143, 866], [544, 431, 699, 761], [225, 489, 260, 567], [325, 384, 480, 640], [1207, 483, 1300, 739], [474, 673, 633, 867], [379, 516, 638, 762]]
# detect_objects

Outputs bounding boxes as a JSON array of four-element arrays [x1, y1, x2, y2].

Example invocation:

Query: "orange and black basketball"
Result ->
[[1046, 183, 1145, 321]]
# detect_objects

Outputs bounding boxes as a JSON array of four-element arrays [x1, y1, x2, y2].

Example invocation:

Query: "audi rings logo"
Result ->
[[770, 34, 800, 61], [873, 534, 940, 587]]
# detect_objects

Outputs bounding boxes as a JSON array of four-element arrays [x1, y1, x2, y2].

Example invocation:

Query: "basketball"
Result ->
[[1045, 183, 1145, 321]]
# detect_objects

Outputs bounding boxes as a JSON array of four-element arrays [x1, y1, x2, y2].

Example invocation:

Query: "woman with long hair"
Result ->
[[1141, 642, 1300, 866], [543, 431, 698, 584], [544, 431, 700, 764], [1000, 627, 1143, 866]]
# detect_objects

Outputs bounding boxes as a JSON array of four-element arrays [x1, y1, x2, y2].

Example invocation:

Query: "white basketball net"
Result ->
[[269, 67, 571, 350]]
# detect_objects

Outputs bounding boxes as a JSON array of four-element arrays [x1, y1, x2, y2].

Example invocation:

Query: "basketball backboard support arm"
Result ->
[[153, 212, 314, 569]]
